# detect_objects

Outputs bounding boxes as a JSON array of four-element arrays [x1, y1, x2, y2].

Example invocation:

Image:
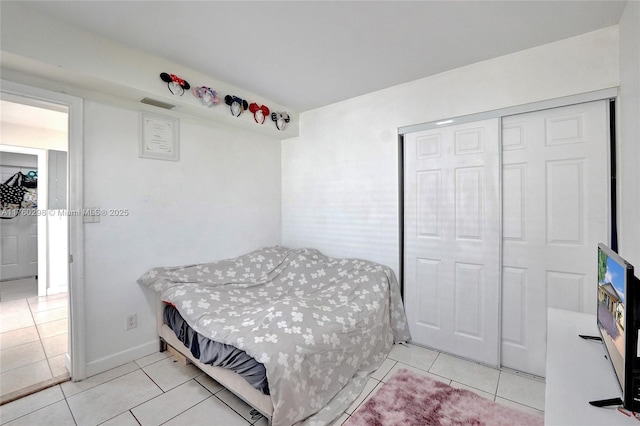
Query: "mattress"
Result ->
[[163, 303, 269, 395]]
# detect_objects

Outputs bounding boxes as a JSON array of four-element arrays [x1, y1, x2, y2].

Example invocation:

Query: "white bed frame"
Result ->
[[156, 299, 273, 423]]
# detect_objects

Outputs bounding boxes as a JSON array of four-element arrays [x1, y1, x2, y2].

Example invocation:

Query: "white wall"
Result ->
[[83, 101, 281, 374], [282, 27, 619, 276], [618, 1, 640, 269]]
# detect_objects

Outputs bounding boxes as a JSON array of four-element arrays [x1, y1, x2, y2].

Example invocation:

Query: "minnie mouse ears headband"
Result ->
[[248, 103, 270, 125], [160, 72, 190, 95], [271, 111, 291, 131], [224, 95, 249, 117], [193, 86, 221, 107]]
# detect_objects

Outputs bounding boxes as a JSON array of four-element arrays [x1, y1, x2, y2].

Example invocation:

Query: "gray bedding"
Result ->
[[139, 246, 410, 426], [163, 303, 269, 394]]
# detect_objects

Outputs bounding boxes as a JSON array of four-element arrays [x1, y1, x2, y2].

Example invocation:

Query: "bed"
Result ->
[[138, 246, 410, 425]]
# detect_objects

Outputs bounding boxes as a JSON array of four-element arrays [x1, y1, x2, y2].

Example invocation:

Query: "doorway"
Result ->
[[0, 101, 70, 402], [0, 80, 85, 402]]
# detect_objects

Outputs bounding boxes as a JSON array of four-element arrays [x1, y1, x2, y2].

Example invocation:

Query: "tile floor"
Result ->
[[0, 343, 545, 425], [0, 279, 70, 400]]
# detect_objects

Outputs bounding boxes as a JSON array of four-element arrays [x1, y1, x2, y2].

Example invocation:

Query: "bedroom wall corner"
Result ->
[[618, 0, 640, 269], [82, 100, 282, 376]]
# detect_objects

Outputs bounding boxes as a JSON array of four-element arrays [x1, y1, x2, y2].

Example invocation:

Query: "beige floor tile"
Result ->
[[495, 396, 545, 418], [41, 333, 68, 358], [0, 313, 34, 334], [0, 340, 46, 372], [215, 388, 257, 422], [450, 380, 495, 400], [27, 292, 68, 305], [345, 378, 379, 414], [383, 361, 451, 385], [100, 411, 140, 426], [0, 299, 30, 317], [60, 361, 139, 398], [28, 296, 68, 313], [0, 359, 52, 396], [369, 357, 396, 381], [2, 399, 75, 426], [36, 318, 68, 339], [0, 326, 39, 350], [48, 353, 69, 378], [142, 356, 201, 392], [162, 396, 250, 426], [134, 350, 171, 368], [194, 373, 225, 394], [32, 307, 67, 325], [387, 343, 439, 371], [496, 370, 546, 411], [428, 353, 500, 394], [131, 379, 212, 425], [0, 384, 65, 424], [66, 369, 162, 426]]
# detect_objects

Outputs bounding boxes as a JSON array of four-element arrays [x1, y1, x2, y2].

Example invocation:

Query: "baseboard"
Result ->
[[85, 340, 158, 378]]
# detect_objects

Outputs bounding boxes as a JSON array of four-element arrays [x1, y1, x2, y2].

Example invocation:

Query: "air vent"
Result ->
[[140, 98, 175, 110]]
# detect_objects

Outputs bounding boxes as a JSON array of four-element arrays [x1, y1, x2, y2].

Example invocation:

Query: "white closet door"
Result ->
[[1, 212, 38, 280], [501, 100, 610, 377], [404, 118, 501, 366]]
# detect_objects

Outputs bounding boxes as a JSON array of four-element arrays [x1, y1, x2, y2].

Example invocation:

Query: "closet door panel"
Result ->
[[501, 100, 609, 377], [404, 118, 500, 366]]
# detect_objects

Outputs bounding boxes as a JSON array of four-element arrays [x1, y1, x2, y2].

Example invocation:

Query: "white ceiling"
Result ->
[[16, 1, 629, 112]]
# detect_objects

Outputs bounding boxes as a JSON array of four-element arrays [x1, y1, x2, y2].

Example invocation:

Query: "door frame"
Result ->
[[398, 87, 618, 368], [1, 79, 86, 381]]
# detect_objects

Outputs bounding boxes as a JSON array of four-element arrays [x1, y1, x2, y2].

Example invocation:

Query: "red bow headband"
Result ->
[[248, 103, 270, 124], [160, 72, 190, 96]]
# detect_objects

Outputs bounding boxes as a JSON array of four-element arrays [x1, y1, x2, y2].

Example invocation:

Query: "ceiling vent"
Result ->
[[140, 98, 175, 110]]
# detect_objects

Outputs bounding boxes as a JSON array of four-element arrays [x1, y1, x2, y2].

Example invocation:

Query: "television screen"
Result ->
[[597, 245, 628, 389]]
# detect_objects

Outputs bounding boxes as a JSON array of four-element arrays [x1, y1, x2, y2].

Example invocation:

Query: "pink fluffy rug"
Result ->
[[344, 369, 543, 426]]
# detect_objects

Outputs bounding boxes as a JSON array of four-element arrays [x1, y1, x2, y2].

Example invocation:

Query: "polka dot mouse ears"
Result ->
[[192, 86, 221, 107], [225, 95, 249, 117], [160, 72, 190, 95], [249, 103, 270, 124], [271, 111, 291, 131]]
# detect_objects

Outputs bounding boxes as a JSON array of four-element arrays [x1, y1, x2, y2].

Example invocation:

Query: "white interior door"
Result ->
[[404, 118, 501, 366], [501, 100, 610, 377], [1, 212, 38, 280]]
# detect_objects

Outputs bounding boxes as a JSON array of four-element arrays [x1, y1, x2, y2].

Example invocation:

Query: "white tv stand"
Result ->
[[545, 308, 637, 425]]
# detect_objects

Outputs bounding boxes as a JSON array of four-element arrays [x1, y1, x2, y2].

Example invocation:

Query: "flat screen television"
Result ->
[[595, 243, 640, 411]]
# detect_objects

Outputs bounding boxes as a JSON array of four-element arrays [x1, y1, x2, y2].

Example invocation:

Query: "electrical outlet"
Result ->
[[126, 314, 137, 330]]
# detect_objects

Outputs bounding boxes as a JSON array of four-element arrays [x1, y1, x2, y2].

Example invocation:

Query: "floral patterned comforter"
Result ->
[[138, 246, 410, 425]]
